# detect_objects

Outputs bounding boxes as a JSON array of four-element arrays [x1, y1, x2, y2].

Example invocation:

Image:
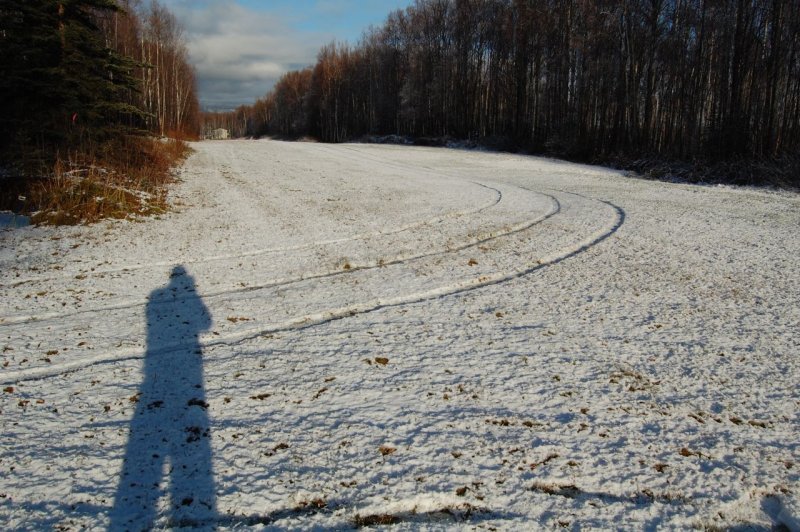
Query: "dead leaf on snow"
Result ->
[[250, 393, 271, 400], [312, 387, 328, 400], [379, 445, 396, 456]]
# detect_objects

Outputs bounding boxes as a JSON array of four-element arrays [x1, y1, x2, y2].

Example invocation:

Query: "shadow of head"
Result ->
[[171, 265, 188, 278]]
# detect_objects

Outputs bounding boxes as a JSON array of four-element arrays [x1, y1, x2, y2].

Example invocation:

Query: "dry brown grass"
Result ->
[[7, 136, 191, 225], [353, 514, 401, 527]]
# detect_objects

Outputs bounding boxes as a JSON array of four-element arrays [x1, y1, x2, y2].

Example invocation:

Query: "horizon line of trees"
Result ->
[[213, 0, 800, 166], [0, 0, 200, 173]]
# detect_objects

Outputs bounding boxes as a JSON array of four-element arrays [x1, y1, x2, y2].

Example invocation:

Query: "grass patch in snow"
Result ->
[[353, 503, 490, 528], [0, 137, 190, 225]]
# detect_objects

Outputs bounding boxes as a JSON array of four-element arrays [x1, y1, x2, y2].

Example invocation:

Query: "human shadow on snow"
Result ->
[[110, 266, 216, 529]]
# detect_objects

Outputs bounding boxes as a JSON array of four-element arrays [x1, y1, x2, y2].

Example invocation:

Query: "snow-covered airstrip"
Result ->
[[1, 140, 798, 530]]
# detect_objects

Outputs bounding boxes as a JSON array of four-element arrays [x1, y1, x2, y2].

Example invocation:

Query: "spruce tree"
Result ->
[[0, 0, 145, 172], [0, 1, 61, 163]]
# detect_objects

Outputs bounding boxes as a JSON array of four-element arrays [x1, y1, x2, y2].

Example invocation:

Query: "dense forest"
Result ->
[[1, 0, 200, 162], [0, 0, 200, 221], [211, 0, 800, 186]]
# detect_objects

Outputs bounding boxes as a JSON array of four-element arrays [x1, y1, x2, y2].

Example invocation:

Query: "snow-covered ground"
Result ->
[[1, 140, 798, 530]]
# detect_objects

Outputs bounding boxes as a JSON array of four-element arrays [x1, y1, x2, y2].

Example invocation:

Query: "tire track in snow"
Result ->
[[0, 141, 502, 291], [0, 181, 535, 325], [0, 190, 623, 384], [213, 192, 624, 347], [0, 182, 553, 365], [0, 179, 501, 291]]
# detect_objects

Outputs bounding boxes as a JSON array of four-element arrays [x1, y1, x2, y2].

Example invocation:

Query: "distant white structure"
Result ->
[[207, 128, 229, 140]]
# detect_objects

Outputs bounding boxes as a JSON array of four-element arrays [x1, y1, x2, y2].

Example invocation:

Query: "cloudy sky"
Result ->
[[160, 0, 413, 110]]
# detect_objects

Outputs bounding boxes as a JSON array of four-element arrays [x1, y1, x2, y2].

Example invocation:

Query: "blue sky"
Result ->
[[160, 0, 413, 110]]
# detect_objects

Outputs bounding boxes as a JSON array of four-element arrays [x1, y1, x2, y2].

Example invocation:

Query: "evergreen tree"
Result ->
[[0, 0, 145, 171], [0, 1, 60, 162]]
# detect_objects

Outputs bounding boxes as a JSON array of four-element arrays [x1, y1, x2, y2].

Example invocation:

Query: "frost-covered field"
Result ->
[[1, 140, 798, 530]]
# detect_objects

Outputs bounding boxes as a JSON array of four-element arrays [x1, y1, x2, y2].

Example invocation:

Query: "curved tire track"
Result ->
[[0, 181, 538, 325], [0, 187, 623, 384], [0, 181, 501, 291]]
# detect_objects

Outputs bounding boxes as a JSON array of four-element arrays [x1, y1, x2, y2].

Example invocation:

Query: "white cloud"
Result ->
[[162, 0, 334, 110]]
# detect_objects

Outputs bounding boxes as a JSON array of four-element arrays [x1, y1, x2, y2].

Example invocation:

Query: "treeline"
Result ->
[[0, 0, 200, 172], [102, 0, 201, 138], [221, 0, 800, 183], [203, 67, 314, 139], [0, 0, 200, 222]]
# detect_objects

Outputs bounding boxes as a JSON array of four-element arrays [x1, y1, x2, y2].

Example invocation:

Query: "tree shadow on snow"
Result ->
[[110, 266, 216, 529]]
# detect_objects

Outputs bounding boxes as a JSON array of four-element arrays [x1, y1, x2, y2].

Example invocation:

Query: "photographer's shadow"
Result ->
[[111, 266, 216, 530]]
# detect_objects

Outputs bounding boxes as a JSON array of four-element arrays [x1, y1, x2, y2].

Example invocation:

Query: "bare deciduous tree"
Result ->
[[212, 0, 800, 184]]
